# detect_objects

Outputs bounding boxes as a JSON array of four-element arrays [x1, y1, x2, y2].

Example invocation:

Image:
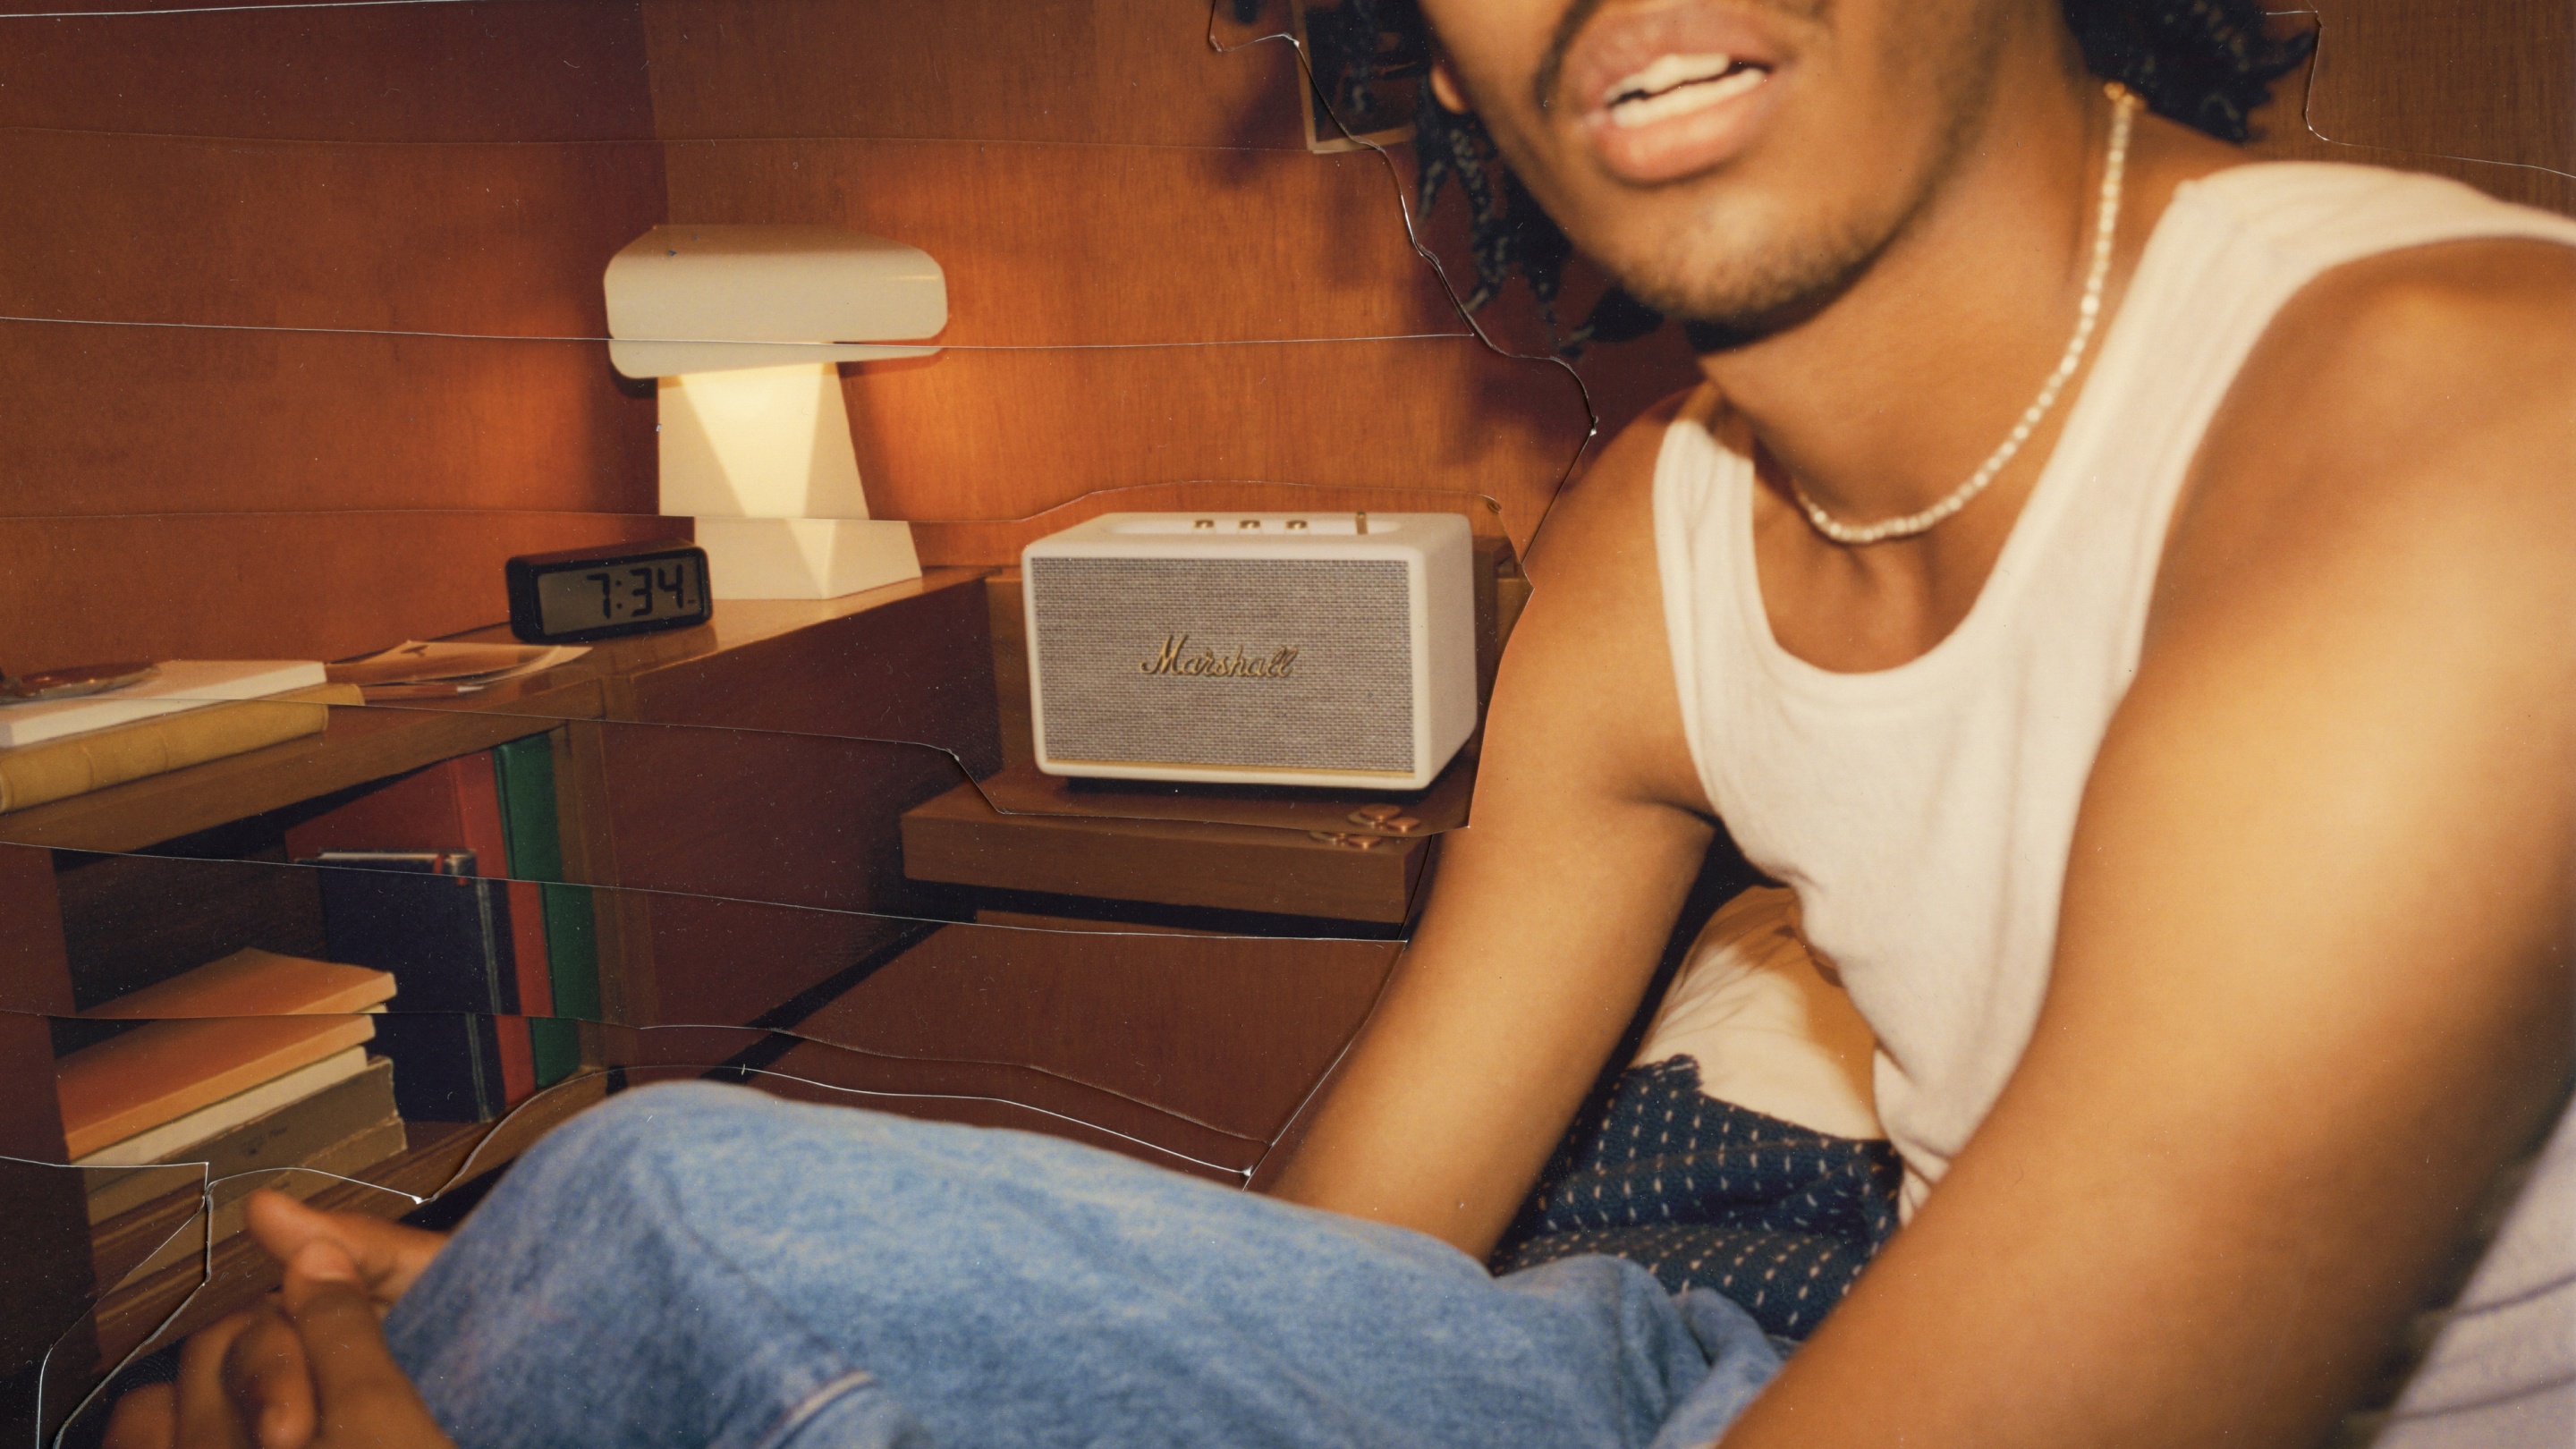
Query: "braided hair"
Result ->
[[1369, 0, 2315, 353]]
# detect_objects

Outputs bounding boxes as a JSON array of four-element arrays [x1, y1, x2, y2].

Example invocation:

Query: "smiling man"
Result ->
[[108, 3, 2575, 1447]]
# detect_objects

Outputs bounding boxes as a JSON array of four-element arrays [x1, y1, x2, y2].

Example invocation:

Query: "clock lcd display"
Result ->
[[535, 555, 706, 633]]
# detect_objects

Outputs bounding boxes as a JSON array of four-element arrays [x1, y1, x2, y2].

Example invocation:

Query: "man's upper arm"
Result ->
[[1267, 393, 1724, 1254], [1716, 241, 2576, 1447]]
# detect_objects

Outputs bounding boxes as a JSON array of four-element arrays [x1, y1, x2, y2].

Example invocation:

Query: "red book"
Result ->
[[285, 755, 544, 1106]]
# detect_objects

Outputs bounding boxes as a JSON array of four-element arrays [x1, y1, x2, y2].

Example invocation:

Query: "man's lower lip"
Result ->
[[1584, 75, 1780, 183]]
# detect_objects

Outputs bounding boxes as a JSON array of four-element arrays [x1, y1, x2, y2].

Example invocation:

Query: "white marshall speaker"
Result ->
[[1022, 512, 1478, 789]]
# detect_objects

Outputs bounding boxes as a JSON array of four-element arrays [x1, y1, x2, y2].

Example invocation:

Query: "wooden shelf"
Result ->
[[0, 682, 598, 858], [4, 568, 1004, 1419], [0, 568, 987, 858], [901, 755, 1471, 925]]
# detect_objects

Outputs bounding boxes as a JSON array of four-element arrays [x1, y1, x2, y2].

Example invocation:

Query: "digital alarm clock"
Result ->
[[505, 540, 714, 644]]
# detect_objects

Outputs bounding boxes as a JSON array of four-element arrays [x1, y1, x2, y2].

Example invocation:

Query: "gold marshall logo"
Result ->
[[1140, 635, 1300, 679]]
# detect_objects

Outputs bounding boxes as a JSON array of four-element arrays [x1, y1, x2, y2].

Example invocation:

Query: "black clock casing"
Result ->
[[505, 540, 714, 644]]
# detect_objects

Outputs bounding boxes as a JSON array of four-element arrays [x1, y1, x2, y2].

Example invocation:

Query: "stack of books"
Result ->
[[286, 741, 597, 1107], [60, 949, 406, 1249], [0, 660, 353, 814]]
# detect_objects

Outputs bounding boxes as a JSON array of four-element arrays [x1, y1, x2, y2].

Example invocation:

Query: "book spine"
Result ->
[[86, 1057, 398, 1224], [492, 734, 593, 1087], [439, 754, 537, 1106], [0, 683, 357, 814], [468, 849, 537, 1107], [374, 1013, 505, 1123], [293, 753, 541, 1108], [310, 852, 512, 1123]]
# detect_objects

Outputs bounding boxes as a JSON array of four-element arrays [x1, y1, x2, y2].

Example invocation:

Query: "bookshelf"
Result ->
[[0, 568, 999, 1430], [5, 551, 1501, 1433]]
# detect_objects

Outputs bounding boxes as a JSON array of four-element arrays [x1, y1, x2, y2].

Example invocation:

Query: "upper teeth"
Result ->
[[1604, 53, 1767, 128]]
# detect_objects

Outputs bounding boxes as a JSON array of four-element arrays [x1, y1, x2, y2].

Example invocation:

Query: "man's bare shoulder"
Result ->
[[2157, 236, 2576, 642], [1495, 383, 1710, 814], [1523, 386, 1700, 584]]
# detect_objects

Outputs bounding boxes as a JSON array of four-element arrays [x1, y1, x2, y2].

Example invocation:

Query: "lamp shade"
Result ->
[[603, 225, 947, 378]]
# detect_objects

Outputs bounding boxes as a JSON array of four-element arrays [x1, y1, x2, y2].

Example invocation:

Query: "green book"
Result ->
[[491, 734, 599, 1087]]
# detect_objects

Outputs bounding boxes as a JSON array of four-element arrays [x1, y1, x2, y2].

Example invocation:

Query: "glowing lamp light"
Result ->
[[603, 225, 945, 600]]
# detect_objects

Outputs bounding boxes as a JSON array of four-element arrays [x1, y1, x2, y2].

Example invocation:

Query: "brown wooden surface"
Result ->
[[0, 868, 83, 1387], [659, 136, 1460, 346], [0, 417, 674, 670], [842, 341, 1590, 562], [784, 922, 1396, 1143], [0, 0, 657, 142], [0, 682, 601, 857], [903, 775, 1435, 925], [601, 1025, 1267, 1182], [615, 891, 919, 1035], [2, 131, 663, 343], [2, 0, 665, 675], [589, 912, 1407, 1187], [0, 579, 993, 860], [2249, 0, 2574, 216], [640, 0, 1308, 148], [592, 572, 1002, 1027], [604, 572, 1000, 752], [0, 845, 74, 1019], [0, 1148, 91, 1405], [641, 1, 1605, 567], [0, 338, 657, 521], [54, 848, 330, 1014], [971, 756, 1473, 838]]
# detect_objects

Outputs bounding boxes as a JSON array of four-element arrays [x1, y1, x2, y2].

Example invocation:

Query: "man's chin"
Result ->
[[1617, 258, 1866, 351], [1593, 205, 1891, 352]]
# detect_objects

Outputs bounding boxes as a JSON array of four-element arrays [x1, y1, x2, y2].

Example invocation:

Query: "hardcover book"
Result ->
[[290, 758, 544, 1106], [96, 1115, 409, 1291], [0, 660, 328, 750], [74, 1047, 372, 1173], [82, 1055, 401, 1224], [0, 682, 357, 813], [55, 1013, 378, 1158], [308, 850, 520, 1123], [84, 948, 395, 1021], [492, 733, 593, 1087]]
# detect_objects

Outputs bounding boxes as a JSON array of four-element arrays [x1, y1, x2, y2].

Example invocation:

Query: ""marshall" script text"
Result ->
[[1139, 635, 1300, 679]]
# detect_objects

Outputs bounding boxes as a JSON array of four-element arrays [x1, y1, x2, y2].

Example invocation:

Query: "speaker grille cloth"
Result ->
[[1030, 556, 1413, 773]]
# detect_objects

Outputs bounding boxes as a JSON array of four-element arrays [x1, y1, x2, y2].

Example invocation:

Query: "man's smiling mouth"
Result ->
[[1602, 54, 1773, 130]]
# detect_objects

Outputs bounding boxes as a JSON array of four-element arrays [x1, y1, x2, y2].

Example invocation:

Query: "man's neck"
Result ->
[[1692, 68, 2226, 532]]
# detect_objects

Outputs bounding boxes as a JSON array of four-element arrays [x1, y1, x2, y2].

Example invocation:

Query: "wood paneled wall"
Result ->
[[0, 0, 669, 674], [640, 0, 1616, 566], [2250, 0, 2572, 216], [4, 0, 2565, 656]]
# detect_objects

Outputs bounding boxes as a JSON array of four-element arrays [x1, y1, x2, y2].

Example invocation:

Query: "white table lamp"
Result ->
[[603, 225, 945, 600]]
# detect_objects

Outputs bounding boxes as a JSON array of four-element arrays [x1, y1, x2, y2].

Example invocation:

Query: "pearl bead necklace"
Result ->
[[1791, 82, 2140, 547]]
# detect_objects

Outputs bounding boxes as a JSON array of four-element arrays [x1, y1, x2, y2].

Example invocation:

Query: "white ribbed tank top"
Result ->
[[1652, 162, 2576, 1441]]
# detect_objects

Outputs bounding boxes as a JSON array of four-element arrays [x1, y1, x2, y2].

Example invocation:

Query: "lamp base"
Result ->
[[691, 517, 923, 601]]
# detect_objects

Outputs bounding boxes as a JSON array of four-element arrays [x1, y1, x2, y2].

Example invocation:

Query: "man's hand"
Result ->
[[100, 1240, 453, 1449], [242, 1190, 448, 1308], [99, 1191, 452, 1448]]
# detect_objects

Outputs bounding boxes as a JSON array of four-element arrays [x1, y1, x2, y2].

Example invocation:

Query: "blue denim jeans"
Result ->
[[383, 1082, 1780, 1449]]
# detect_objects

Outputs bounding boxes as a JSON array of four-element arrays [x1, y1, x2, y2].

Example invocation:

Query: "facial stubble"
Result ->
[[1509, 0, 2015, 346]]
